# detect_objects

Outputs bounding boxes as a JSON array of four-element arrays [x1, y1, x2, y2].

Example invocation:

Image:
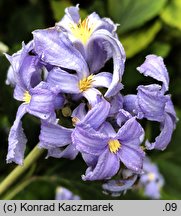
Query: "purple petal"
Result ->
[[82, 88, 102, 107], [102, 175, 137, 194], [88, 29, 125, 97], [123, 94, 143, 118], [81, 96, 110, 129], [28, 82, 56, 120], [146, 113, 175, 150], [144, 181, 161, 199], [47, 67, 80, 94], [81, 153, 98, 167], [6, 66, 16, 86], [72, 103, 86, 121], [39, 120, 73, 149], [6, 104, 27, 165], [82, 149, 120, 180], [47, 144, 78, 160], [33, 28, 89, 77], [93, 72, 123, 94], [99, 122, 117, 137], [118, 145, 145, 173], [55, 186, 80, 200], [137, 84, 167, 122], [116, 109, 132, 126], [109, 93, 123, 117], [116, 117, 144, 146], [72, 123, 108, 156], [137, 54, 169, 92]]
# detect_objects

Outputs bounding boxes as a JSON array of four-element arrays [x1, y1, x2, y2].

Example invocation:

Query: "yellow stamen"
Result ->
[[70, 18, 95, 44], [148, 172, 155, 181], [108, 139, 121, 154], [72, 117, 80, 126], [23, 91, 31, 104], [78, 74, 95, 92]]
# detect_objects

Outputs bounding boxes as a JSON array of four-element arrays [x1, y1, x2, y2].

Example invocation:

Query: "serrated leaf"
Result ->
[[121, 21, 162, 58], [108, 0, 166, 34], [160, 0, 181, 31]]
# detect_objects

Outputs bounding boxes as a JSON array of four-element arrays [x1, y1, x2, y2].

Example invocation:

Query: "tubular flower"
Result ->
[[33, 6, 125, 98], [124, 55, 178, 150], [5, 43, 64, 165]]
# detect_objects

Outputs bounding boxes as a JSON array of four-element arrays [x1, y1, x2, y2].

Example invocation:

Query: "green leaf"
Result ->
[[160, 0, 181, 31], [108, 0, 166, 34], [150, 41, 171, 57], [50, 0, 72, 21], [50, 0, 88, 22], [121, 21, 162, 58]]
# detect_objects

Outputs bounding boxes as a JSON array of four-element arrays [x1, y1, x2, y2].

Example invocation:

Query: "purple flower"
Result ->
[[55, 187, 80, 200], [139, 157, 164, 199], [72, 117, 145, 180], [5, 43, 64, 165], [124, 55, 177, 150], [39, 96, 110, 159], [33, 6, 125, 99]]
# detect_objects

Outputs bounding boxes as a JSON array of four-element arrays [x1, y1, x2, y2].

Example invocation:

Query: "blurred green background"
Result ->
[[0, 0, 181, 200]]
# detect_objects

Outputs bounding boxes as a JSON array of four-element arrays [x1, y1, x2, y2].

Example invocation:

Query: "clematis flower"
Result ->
[[138, 157, 164, 199], [72, 117, 145, 181], [47, 65, 122, 106], [124, 55, 177, 150], [33, 6, 126, 99], [39, 96, 110, 159], [55, 187, 80, 200], [5, 43, 64, 165]]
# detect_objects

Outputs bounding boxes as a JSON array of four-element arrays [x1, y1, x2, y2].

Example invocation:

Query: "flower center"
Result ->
[[70, 18, 95, 44], [108, 139, 121, 154], [23, 91, 31, 104], [78, 74, 95, 92], [148, 172, 156, 181]]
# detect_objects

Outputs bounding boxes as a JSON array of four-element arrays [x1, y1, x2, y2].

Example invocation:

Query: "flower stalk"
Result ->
[[0, 145, 45, 196]]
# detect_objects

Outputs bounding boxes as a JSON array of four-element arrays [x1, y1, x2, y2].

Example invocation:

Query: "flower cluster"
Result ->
[[6, 5, 177, 197]]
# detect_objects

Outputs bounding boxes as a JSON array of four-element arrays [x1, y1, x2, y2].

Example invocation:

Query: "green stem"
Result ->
[[0, 145, 45, 196]]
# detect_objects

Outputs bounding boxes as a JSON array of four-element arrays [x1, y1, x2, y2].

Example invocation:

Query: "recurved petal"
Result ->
[[88, 29, 125, 98], [118, 144, 145, 173], [82, 149, 120, 180], [39, 120, 73, 149], [116, 117, 144, 146], [47, 67, 80, 94], [137, 84, 167, 122], [81, 96, 110, 130], [102, 175, 137, 194], [146, 113, 175, 150], [92, 72, 123, 94], [137, 54, 169, 92], [6, 104, 27, 165], [82, 87, 102, 107], [33, 28, 89, 77], [72, 123, 108, 155], [46, 144, 78, 160]]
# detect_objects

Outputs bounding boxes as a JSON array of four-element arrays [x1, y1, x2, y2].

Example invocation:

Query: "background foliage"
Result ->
[[0, 0, 181, 200]]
